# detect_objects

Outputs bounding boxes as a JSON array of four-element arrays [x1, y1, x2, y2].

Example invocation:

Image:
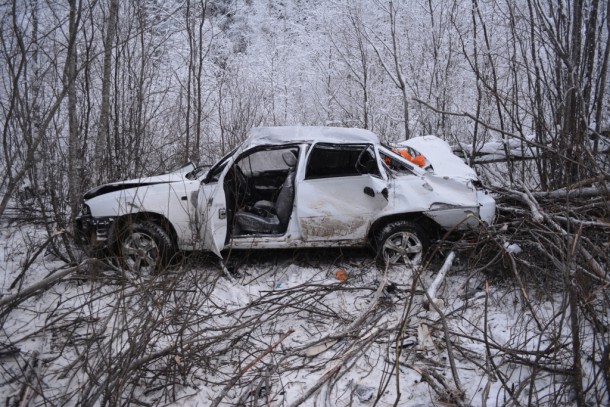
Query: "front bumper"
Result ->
[[75, 215, 115, 247]]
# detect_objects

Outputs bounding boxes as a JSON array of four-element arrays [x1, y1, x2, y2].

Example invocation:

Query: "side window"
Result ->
[[237, 147, 299, 177], [379, 147, 416, 175], [305, 144, 381, 179]]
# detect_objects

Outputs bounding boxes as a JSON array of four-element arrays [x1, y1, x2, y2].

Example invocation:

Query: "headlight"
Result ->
[[82, 203, 91, 215]]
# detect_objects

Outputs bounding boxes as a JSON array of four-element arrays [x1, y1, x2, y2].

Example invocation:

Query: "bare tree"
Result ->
[[325, 2, 373, 129], [94, 0, 118, 183], [217, 63, 265, 152], [0, 0, 78, 220], [366, 0, 412, 139], [185, 0, 209, 163], [68, 0, 82, 226]]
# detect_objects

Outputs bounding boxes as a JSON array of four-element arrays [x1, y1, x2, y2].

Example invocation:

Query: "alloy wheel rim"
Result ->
[[382, 231, 423, 265], [122, 231, 159, 275]]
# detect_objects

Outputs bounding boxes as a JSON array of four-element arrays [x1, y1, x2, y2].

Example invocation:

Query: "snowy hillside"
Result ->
[[2, 198, 609, 406], [1, 0, 609, 405]]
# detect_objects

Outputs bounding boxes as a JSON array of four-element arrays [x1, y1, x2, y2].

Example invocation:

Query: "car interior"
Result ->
[[224, 143, 382, 237], [306, 144, 380, 179], [225, 147, 300, 236]]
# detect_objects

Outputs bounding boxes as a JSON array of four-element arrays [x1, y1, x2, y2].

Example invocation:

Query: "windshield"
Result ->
[[167, 162, 196, 175], [186, 164, 211, 180], [201, 146, 239, 183]]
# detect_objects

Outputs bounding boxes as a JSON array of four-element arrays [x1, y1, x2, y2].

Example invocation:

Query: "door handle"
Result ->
[[219, 208, 226, 219], [363, 187, 375, 197]]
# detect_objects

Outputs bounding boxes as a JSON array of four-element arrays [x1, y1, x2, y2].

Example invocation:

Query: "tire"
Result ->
[[115, 220, 175, 276], [376, 221, 430, 267]]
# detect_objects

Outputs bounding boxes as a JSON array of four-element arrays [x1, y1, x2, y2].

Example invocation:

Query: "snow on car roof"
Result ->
[[245, 126, 379, 147]]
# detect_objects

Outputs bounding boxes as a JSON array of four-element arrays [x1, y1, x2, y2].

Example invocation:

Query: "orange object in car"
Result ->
[[411, 155, 426, 167], [392, 148, 426, 167], [398, 149, 412, 161]]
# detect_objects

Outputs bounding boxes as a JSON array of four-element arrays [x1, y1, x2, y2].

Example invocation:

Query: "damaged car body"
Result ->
[[77, 126, 495, 273]]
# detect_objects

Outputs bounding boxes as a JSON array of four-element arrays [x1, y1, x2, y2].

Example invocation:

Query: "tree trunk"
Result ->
[[389, 1, 410, 139], [67, 0, 81, 224], [94, 0, 119, 183]]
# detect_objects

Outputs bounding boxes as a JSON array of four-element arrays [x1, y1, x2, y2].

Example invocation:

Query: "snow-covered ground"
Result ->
[[0, 223, 606, 406]]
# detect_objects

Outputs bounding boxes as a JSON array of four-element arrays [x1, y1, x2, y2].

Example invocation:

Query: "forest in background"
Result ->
[[1, 2, 610, 406], [2, 0, 609, 232]]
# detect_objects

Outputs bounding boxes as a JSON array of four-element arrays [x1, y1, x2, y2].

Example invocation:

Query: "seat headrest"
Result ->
[[282, 151, 297, 168]]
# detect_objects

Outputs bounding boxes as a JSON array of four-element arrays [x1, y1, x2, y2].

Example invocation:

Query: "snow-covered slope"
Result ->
[[1, 223, 601, 406]]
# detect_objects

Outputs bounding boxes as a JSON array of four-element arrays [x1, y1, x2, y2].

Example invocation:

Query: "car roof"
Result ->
[[244, 126, 380, 147]]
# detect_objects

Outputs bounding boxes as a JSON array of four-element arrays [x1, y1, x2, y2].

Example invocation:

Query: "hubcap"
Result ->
[[382, 231, 423, 265], [122, 231, 159, 275]]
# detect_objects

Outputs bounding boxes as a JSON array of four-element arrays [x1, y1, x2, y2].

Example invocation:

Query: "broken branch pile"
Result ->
[[1, 177, 609, 406], [445, 177, 610, 406], [495, 177, 609, 287]]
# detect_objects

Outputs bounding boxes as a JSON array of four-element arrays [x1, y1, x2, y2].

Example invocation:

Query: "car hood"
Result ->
[[83, 173, 189, 200], [399, 135, 478, 182]]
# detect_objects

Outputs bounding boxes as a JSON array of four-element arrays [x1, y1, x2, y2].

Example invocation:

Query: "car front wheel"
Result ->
[[116, 220, 174, 276], [377, 221, 430, 266]]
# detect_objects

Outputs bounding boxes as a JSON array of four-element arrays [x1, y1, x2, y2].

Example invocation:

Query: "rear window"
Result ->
[[305, 144, 380, 179]]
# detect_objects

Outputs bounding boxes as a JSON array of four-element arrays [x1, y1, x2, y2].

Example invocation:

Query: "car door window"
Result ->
[[237, 147, 298, 177], [378, 146, 417, 176], [305, 144, 380, 179], [228, 146, 300, 208]]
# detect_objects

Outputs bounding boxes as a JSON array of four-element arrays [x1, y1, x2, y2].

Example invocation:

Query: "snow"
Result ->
[[246, 126, 380, 147], [0, 223, 605, 406], [399, 135, 478, 182], [456, 135, 539, 162], [503, 242, 522, 254]]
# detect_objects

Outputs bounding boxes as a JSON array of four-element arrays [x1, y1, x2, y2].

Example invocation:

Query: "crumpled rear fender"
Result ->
[[379, 173, 482, 231]]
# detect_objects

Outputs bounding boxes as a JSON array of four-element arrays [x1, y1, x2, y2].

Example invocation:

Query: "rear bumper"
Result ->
[[425, 206, 481, 230], [424, 190, 496, 230], [476, 190, 496, 226]]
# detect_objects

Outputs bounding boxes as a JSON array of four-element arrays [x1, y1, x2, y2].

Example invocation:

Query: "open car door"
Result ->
[[198, 159, 232, 257]]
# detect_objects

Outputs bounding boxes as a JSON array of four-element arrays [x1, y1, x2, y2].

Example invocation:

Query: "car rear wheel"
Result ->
[[116, 220, 174, 276], [376, 221, 430, 266]]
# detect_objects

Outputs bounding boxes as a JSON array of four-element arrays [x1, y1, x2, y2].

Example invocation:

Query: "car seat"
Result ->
[[234, 151, 297, 234]]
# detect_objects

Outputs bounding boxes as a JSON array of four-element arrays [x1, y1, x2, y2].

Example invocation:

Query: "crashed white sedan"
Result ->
[[77, 126, 495, 273]]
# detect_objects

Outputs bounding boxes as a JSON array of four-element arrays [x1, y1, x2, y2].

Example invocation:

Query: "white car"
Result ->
[[76, 126, 495, 273]]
